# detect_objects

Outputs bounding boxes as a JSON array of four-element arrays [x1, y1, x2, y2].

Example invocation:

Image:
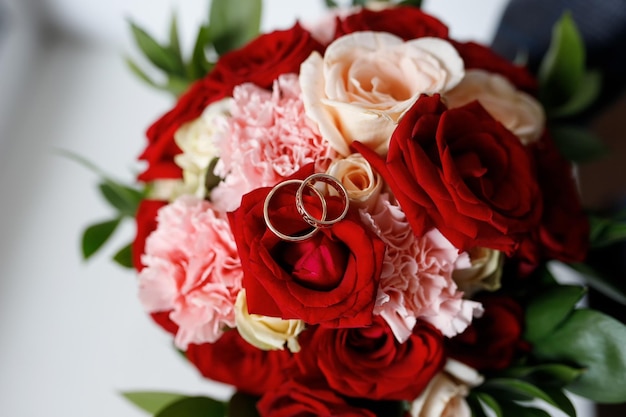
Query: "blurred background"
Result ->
[[0, 0, 621, 415]]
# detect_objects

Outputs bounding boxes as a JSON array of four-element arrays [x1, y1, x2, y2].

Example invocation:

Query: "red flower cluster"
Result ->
[[129, 5, 590, 416]]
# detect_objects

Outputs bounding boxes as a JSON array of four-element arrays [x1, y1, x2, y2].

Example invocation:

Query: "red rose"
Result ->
[[228, 167, 385, 328], [257, 380, 376, 417], [210, 22, 323, 90], [354, 94, 543, 255], [185, 330, 292, 396], [446, 295, 530, 371], [516, 134, 589, 273], [138, 78, 228, 182], [137, 23, 323, 182], [132, 199, 168, 271], [451, 40, 538, 94], [335, 6, 449, 41], [296, 319, 445, 401]]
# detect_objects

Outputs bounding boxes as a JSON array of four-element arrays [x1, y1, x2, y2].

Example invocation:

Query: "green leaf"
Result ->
[[538, 12, 585, 108], [398, 0, 423, 7], [125, 57, 161, 89], [166, 75, 192, 97], [122, 391, 187, 414], [524, 285, 587, 343], [505, 363, 584, 385], [542, 387, 577, 417], [205, 157, 222, 193], [467, 394, 490, 417], [499, 401, 552, 417], [564, 262, 626, 305], [550, 125, 608, 164], [128, 20, 185, 77], [548, 70, 601, 118], [352, 0, 368, 6], [209, 0, 262, 55], [169, 13, 182, 62], [227, 392, 260, 417], [323, 0, 339, 8], [81, 217, 122, 260], [482, 378, 561, 409], [189, 25, 213, 80], [532, 308, 626, 403], [112, 242, 134, 269], [98, 181, 143, 217], [155, 396, 227, 417], [475, 392, 502, 417], [589, 214, 626, 249]]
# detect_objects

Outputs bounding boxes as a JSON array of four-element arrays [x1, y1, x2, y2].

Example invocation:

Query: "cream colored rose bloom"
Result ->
[[453, 247, 503, 297], [174, 98, 231, 198], [234, 290, 305, 352], [444, 69, 545, 145], [146, 179, 187, 201], [410, 359, 484, 417], [300, 32, 464, 156], [325, 154, 383, 210]]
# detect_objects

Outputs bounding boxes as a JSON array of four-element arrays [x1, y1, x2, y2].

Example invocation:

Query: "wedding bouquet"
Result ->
[[81, 0, 626, 416]]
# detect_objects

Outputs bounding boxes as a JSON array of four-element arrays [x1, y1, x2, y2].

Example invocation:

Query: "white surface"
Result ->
[[0, 0, 595, 416]]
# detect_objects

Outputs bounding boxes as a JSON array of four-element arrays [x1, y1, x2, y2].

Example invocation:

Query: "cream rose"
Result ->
[[300, 32, 464, 156], [453, 247, 503, 297], [173, 98, 231, 198], [444, 69, 545, 145], [410, 359, 483, 417], [325, 154, 383, 210], [234, 290, 305, 352]]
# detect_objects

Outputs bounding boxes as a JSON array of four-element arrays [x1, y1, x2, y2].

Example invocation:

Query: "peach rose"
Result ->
[[300, 32, 464, 156], [325, 154, 383, 210], [444, 69, 545, 145]]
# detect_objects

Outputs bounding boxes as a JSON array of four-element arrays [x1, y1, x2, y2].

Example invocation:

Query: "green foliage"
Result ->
[[155, 397, 227, 417], [126, 0, 262, 96], [539, 12, 600, 117], [82, 218, 122, 260], [122, 391, 188, 414], [563, 262, 626, 305], [209, 0, 262, 55], [524, 284, 586, 343], [550, 125, 608, 163], [589, 211, 626, 248], [60, 149, 145, 267], [532, 309, 626, 403], [227, 392, 260, 417]]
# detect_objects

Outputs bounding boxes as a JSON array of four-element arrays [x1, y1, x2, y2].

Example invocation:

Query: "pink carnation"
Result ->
[[211, 73, 335, 211], [360, 194, 483, 342], [138, 196, 243, 349]]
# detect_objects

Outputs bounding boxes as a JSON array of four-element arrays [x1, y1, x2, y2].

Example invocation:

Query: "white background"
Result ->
[[0, 0, 593, 416]]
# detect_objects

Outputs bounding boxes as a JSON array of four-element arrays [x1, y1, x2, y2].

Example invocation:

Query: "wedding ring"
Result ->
[[296, 173, 349, 228], [263, 179, 327, 241]]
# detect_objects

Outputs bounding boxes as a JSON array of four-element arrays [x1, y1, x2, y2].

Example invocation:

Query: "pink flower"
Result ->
[[360, 194, 482, 341], [138, 196, 243, 349], [211, 74, 335, 211]]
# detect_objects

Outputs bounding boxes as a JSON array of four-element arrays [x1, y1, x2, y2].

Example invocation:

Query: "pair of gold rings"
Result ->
[[263, 173, 350, 241]]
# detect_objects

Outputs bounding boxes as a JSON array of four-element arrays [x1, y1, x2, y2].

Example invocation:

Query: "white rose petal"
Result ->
[[234, 290, 305, 352]]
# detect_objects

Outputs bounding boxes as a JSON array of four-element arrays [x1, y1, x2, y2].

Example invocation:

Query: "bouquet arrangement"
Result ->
[[81, 0, 626, 416]]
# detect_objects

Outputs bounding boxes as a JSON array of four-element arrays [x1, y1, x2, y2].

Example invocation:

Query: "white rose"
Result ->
[[173, 98, 231, 198], [300, 32, 464, 156], [444, 69, 545, 145], [234, 290, 305, 353], [146, 179, 187, 201], [410, 359, 484, 417], [453, 247, 503, 297], [325, 154, 383, 210]]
